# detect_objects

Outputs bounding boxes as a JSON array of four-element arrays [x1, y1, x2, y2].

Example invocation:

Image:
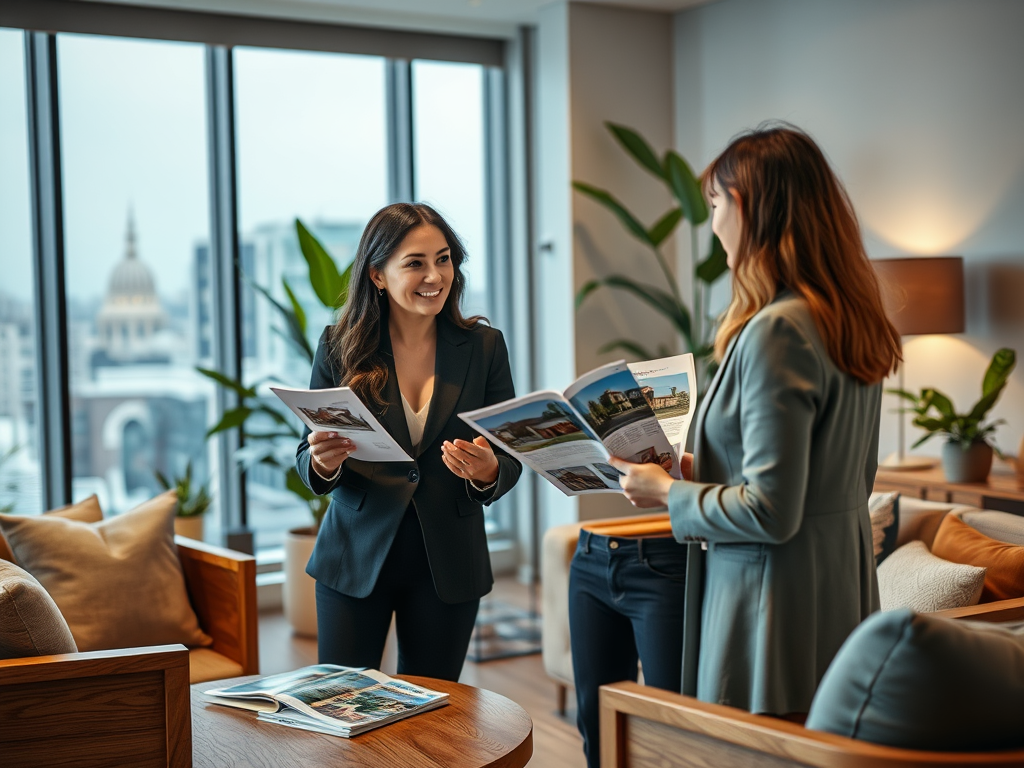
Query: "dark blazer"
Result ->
[[296, 318, 522, 604]]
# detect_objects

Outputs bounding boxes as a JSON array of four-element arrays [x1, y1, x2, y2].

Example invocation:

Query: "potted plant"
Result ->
[[198, 220, 351, 636], [890, 348, 1016, 483], [155, 460, 213, 540], [573, 122, 730, 395]]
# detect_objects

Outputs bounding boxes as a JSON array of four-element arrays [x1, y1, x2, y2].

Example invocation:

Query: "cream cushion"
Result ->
[[0, 559, 79, 659], [0, 495, 103, 564], [877, 541, 986, 613], [0, 491, 212, 652]]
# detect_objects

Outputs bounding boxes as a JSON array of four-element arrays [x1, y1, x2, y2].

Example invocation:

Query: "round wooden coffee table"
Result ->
[[192, 674, 533, 768]]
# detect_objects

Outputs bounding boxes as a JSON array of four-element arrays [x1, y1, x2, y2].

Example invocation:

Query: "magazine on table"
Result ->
[[203, 664, 449, 737], [270, 385, 413, 462], [459, 353, 697, 496]]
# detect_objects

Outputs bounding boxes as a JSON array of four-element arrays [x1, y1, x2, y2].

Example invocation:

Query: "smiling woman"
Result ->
[[295, 202, 522, 683]]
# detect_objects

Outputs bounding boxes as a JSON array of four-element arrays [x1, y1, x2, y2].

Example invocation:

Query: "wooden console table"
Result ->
[[875, 464, 1024, 515]]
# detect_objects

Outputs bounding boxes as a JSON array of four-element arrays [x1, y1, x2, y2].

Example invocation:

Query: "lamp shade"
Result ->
[[873, 256, 965, 336]]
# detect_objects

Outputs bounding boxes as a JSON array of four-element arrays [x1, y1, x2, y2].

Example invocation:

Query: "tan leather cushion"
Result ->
[[0, 491, 212, 652], [932, 514, 1024, 602], [0, 559, 79, 659], [0, 495, 103, 564], [189, 647, 244, 684]]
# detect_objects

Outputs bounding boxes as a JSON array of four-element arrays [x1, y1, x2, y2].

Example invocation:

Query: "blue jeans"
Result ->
[[569, 531, 690, 768]]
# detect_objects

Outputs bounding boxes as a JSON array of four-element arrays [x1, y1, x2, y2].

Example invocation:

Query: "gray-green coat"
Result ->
[[670, 292, 881, 715]]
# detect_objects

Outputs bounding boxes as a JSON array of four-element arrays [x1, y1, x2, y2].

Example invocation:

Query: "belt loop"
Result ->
[[581, 529, 592, 554]]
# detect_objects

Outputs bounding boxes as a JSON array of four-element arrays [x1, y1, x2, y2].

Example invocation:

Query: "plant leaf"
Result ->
[[572, 182, 652, 246], [648, 208, 683, 248], [286, 466, 318, 502], [695, 234, 728, 284], [579, 274, 692, 341], [281, 278, 307, 338], [664, 151, 708, 225], [206, 406, 253, 437], [196, 367, 256, 399], [597, 339, 655, 360], [885, 388, 921, 403], [296, 219, 346, 309], [982, 347, 1016, 399], [910, 432, 940, 449], [921, 388, 956, 419], [606, 122, 665, 179]]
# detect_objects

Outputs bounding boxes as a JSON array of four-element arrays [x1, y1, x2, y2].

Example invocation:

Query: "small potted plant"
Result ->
[[890, 348, 1016, 483], [155, 460, 213, 541]]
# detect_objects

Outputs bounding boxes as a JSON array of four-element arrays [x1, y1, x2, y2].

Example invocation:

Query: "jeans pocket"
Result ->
[[643, 553, 688, 581]]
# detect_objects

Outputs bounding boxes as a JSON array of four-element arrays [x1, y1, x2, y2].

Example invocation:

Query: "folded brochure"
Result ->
[[459, 353, 696, 496], [203, 664, 448, 737]]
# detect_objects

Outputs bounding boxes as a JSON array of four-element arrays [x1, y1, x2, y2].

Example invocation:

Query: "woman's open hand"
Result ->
[[607, 456, 675, 509], [307, 431, 354, 477], [442, 437, 499, 486]]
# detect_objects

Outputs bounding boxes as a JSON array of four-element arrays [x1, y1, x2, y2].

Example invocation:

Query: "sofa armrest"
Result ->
[[933, 596, 1024, 623], [599, 680, 1024, 767], [0, 645, 191, 768], [176, 536, 258, 675]]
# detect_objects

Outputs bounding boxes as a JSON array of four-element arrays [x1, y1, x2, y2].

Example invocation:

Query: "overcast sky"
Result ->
[[0, 29, 486, 305]]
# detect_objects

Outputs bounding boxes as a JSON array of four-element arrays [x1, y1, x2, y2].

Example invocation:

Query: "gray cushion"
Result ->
[[0, 559, 78, 659], [807, 609, 1024, 751], [868, 491, 899, 564], [961, 509, 1024, 547]]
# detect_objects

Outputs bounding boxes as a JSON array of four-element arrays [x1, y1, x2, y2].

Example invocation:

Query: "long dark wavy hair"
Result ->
[[702, 123, 901, 384], [328, 202, 484, 407]]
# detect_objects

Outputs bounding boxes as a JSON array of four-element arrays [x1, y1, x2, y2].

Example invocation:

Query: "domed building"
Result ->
[[94, 212, 169, 366]]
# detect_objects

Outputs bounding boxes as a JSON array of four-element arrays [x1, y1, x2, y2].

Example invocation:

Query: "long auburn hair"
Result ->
[[703, 124, 901, 384], [328, 203, 484, 406]]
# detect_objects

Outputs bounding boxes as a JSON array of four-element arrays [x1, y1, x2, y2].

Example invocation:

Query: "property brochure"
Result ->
[[459, 353, 696, 496], [203, 664, 449, 737], [270, 385, 413, 462]]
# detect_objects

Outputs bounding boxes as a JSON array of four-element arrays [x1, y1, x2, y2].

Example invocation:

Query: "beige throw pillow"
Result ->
[[877, 541, 986, 613], [0, 494, 103, 564], [0, 491, 212, 652], [0, 559, 79, 659]]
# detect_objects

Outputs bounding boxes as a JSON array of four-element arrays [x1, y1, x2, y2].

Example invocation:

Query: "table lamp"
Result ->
[[873, 256, 965, 470]]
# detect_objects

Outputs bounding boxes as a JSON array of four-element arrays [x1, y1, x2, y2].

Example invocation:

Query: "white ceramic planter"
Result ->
[[284, 526, 319, 637], [173, 515, 205, 541]]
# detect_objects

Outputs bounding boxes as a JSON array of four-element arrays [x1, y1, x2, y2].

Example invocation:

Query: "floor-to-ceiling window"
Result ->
[[0, 28, 42, 516], [57, 34, 221, 539]]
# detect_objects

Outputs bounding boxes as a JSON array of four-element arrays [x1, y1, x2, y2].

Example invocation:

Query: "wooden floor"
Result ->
[[258, 578, 586, 768]]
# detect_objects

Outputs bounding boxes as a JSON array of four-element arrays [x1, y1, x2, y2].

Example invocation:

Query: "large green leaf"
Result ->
[[572, 182, 653, 246], [245, 275, 314, 363], [206, 406, 253, 437], [576, 274, 692, 341], [648, 208, 683, 248], [296, 219, 346, 309], [196, 367, 256, 399], [967, 387, 1004, 424], [982, 347, 1016, 399], [286, 466, 317, 502], [920, 388, 956, 420], [695, 234, 728, 284], [606, 122, 664, 179], [664, 151, 708, 225], [597, 339, 655, 360]]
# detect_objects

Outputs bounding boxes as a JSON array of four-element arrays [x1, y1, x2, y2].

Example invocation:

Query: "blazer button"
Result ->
[[408, 468, 420, 483]]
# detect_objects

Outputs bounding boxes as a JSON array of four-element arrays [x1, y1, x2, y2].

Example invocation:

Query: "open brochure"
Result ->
[[459, 354, 696, 496], [271, 385, 413, 462], [203, 664, 448, 737]]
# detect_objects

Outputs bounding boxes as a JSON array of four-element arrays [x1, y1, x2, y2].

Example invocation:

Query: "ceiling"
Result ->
[[80, 0, 715, 37]]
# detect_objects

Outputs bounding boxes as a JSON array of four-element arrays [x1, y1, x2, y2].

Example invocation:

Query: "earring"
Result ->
[[377, 287, 384, 297]]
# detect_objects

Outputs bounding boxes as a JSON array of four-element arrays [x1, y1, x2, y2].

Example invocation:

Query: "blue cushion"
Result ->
[[806, 609, 1024, 751]]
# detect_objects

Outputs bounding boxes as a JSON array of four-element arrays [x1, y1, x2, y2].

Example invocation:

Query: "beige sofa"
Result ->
[[542, 496, 1024, 713]]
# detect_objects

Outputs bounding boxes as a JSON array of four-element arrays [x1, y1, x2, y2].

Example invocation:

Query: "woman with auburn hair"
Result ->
[[610, 124, 901, 717], [296, 202, 521, 681]]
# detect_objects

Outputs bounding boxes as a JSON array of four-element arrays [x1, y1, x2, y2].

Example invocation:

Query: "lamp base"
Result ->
[[880, 453, 937, 471]]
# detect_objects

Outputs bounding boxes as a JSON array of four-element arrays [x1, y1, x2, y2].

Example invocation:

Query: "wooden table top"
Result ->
[[192, 674, 534, 768]]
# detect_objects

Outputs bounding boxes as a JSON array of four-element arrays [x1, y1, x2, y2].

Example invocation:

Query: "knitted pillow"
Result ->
[[877, 541, 985, 612]]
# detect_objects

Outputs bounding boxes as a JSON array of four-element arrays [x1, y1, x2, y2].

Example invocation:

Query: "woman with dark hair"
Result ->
[[296, 202, 521, 681], [610, 124, 902, 717]]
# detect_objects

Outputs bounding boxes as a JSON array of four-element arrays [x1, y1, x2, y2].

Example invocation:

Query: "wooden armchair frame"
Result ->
[[600, 598, 1024, 768], [175, 535, 259, 676]]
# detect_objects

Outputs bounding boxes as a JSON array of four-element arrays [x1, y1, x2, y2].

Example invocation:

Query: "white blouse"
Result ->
[[401, 392, 430, 452]]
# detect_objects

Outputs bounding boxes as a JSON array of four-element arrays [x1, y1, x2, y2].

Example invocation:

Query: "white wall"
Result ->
[[674, 0, 1024, 463]]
